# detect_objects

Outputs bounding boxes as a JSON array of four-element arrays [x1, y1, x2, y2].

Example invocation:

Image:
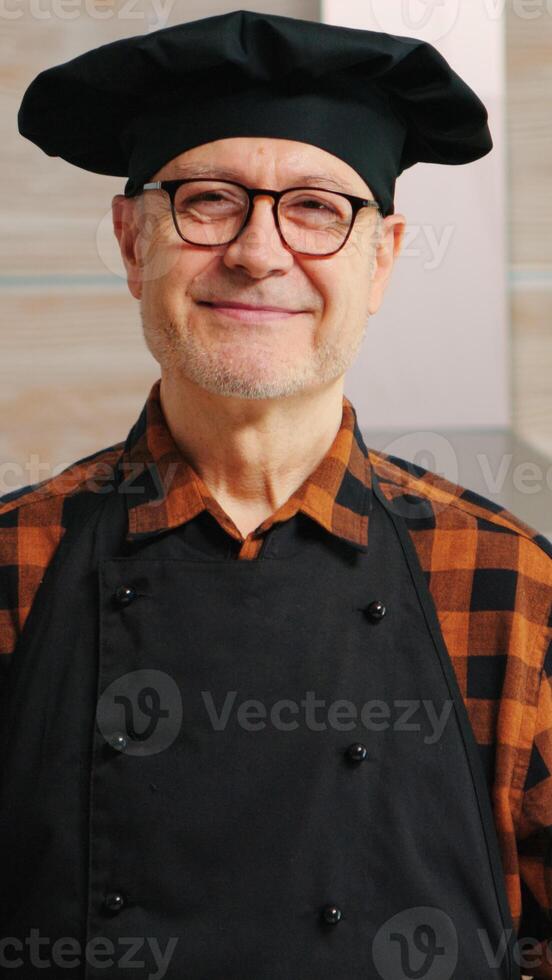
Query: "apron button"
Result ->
[[346, 742, 367, 762], [321, 904, 342, 924], [114, 585, 138, 606], [364, 599, 386, 621], [103, 891, 125, 913], [108, 732, 128, 752]]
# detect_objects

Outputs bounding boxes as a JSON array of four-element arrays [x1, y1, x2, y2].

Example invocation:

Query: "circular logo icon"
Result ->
[[367, 0, 460, 43], [373, 905, 458, 979], [96, 668, 183, 756], [377, 430, 459, 520], [95, 204, 181, 282]]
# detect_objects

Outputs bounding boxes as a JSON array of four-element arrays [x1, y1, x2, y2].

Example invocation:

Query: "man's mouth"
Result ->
[[197, 301, 304, 322]]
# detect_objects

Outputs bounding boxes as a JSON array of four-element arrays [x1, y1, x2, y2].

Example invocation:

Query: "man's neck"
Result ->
[[158, 372, 345, 539]]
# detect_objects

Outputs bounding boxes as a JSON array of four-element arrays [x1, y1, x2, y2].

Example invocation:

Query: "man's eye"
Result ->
[[294, 199, 334, 211]]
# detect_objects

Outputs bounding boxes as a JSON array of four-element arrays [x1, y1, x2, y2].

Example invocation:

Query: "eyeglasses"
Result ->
[[137, 178, 381, 257]]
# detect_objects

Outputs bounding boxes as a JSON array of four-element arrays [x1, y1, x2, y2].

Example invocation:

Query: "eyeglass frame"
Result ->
[[137, 177, 381, 256]]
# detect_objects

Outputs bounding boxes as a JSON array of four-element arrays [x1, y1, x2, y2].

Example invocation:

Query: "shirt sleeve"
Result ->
[[0, 499, 20, 674], [517, 633, 552, 957], [0, 501, 19, 762], [0, 484, 68, 677]]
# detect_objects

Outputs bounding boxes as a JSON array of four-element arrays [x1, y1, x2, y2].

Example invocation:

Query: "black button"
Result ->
[[364, 599, 386, 621], [114, 585, 138, 606], [108, 732, 128, 752], [103, 891, 125, 913], [346, 742, 367, 762], [321, 904, 342, 924]]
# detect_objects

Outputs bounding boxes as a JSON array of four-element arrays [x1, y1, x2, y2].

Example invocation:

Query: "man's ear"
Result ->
[[367, 213, 406, 316], [112, 194, 143, 300]]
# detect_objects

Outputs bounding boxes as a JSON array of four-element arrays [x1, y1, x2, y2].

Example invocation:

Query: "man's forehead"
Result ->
[[156, 140, 370, 194]]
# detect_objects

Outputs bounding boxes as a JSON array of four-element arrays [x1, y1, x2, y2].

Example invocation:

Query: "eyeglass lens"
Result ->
[[171, 180, 355, 255]]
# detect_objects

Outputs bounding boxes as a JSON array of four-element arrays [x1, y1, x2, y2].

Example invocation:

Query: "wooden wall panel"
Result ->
[[507, 3, 552, 458]]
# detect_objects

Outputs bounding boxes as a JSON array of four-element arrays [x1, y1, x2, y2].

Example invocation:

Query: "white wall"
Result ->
[[322, 0, 508, 430]]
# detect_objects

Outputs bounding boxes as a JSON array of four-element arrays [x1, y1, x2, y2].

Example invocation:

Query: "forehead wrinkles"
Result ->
[[168, 159, 358, 193]]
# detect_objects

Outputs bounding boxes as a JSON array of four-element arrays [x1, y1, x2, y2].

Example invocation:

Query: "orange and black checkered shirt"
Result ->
[[1, 377, 551, 951]]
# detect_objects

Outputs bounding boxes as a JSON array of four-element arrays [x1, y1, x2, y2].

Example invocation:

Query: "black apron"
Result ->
[[0, 468, 520, 979]]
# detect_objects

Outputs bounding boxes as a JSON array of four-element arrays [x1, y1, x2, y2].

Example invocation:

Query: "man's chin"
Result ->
[[182, 364, 316, 401]]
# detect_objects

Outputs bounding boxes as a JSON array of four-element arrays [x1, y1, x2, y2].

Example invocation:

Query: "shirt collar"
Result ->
[[118, 378, 372, 551]]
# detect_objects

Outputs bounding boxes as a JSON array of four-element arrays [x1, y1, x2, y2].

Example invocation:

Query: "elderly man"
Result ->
[[2, 9, 552, 980]]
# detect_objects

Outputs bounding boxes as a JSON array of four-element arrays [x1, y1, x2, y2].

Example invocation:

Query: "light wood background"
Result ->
[[507, 4, 552, 460]]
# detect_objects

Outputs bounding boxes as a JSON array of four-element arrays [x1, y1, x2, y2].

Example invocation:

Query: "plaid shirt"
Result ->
[[1, 376, 551, 956]]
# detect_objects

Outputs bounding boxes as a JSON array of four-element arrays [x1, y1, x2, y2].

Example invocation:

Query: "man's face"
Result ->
[[113, 137, 405, 400]]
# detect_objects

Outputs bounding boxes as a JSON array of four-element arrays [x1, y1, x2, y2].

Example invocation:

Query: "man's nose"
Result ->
[[222, 195, 295, 277]]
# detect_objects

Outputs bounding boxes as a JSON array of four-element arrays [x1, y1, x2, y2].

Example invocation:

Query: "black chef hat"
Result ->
[[17, 8, 493, 218]]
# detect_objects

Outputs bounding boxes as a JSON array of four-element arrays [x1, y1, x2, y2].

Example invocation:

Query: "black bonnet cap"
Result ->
[[17, 8, 493, 217]]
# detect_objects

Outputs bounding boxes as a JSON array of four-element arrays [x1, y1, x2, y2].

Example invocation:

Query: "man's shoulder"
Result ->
[[0, 437, 126, 587], [369, 446, 552, 571], [0, 439, 125, 523], [0, 439, 127, 659]]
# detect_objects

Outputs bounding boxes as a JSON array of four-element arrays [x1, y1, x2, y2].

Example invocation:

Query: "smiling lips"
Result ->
[[198, 300, 304, 321]]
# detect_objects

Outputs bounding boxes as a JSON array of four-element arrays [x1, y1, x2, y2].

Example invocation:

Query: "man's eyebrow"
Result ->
[[169, 163, 358, 192]]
